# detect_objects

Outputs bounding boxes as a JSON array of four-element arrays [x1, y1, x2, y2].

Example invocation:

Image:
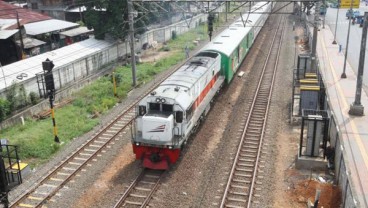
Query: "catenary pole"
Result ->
[[127, 0, 137, 87], [349, 12, 367, 116], [332, 0, 340, 44], [341, 0, 354, 78]]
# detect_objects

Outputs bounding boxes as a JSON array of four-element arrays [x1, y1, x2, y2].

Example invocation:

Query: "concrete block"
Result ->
[[295, 154, 328, 171]]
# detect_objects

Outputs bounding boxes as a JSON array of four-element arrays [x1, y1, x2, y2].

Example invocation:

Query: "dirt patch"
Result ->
[[290, 179, 342, 208], [140, 47, 178, 63]]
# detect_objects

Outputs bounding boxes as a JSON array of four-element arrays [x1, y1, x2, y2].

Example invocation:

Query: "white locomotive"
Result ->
[[132, 51, 224, 169]]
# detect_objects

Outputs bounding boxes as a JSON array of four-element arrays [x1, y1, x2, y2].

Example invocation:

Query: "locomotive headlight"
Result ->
[[161, 98, 166, 103], [156, 98, 161, 103], [135, 142, 140, 146], [168, 145, 173, 149]]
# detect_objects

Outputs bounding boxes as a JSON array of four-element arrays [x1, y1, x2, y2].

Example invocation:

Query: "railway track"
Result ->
[[10, 56, 183, 208], [10, 107, 137, 208], [219, 12, 286, 208], [113, 169, 165, 207]]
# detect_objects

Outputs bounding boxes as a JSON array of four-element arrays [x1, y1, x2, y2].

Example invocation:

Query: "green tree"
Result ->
[[80, 0, 173, 40]]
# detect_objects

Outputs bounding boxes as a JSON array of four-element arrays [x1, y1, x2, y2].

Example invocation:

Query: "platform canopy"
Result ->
[[24, 19, 79, 36]]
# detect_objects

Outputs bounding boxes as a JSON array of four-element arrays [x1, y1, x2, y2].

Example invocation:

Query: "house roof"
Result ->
[[24, 19, 79, 36], [0, 1, 51, 29], [0, 29, 17, 39], [60, 26, 93, 37], [16, 37, 46, 49]]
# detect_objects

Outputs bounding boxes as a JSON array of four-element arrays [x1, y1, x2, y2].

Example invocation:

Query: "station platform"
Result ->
[[315, 22, 368, 207]]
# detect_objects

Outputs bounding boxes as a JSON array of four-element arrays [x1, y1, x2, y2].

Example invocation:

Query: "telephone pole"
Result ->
[[127, 0, 137, 87]]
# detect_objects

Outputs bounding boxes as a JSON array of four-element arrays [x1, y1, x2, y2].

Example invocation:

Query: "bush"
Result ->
[[18, 85, 29, 108], [172, 31, 177, 40], [162, 46, 170, 51], [29, 92, 38, 105], [0, 98, 10, 122], [112, 73, 123, 84], [6, 82, 18, 112]]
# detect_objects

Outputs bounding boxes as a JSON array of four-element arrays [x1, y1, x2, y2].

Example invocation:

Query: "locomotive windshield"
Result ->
[[148, 103, 173, 113]]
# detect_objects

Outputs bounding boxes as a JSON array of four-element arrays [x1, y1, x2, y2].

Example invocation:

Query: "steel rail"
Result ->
[[113, 169, 165, 208], [246, 16, 286, 208], [219, 8, 285, 208]]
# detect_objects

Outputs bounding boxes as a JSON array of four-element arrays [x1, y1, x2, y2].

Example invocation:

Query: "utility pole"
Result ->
[[341, 0, 354, 78], [348, 12, 367, 116], [310, 0, 320, 73], [16, 11, 24, 59], [127, 0, 137, 87]]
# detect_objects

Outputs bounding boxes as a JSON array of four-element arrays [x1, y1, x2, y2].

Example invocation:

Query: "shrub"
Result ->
[[29, 92, 38, 105], [18, 85, 29, 108], [5, 82, 18, 112], [172, 31, 177, 40], [0, 98, 10, 122]]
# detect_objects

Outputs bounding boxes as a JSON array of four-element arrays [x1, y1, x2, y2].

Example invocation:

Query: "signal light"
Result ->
[[208, 13, 215, 41]]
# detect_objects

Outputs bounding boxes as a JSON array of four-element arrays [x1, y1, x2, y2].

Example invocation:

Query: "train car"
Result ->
[[201, 1, 272, 83], [131, 2, 272, 169]]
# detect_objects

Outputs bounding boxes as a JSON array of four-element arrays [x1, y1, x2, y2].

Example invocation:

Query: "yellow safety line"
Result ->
[[321, 32, 368, 170]]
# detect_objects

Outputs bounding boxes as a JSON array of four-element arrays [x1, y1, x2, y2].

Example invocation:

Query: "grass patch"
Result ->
[[0, 24, 207, 168]]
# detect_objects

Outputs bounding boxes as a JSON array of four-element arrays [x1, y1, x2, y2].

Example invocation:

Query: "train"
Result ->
[[131, 2, 273, 169]]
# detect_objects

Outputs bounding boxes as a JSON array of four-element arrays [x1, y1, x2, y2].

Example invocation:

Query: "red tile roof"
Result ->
[[0, 0, 51, 29]]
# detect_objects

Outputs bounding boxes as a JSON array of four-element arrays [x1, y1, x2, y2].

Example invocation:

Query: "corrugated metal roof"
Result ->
[[24, 19, 79, 36], [0, 38, 113, 90], [0, 1, 51, 29], [0, 29, 18, 39], [0, 19, 17, 30], [16, 37, 46, 49], [60, 26, 93, 37]]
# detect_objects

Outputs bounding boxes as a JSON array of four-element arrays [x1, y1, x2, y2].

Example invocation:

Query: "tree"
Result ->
[[80, 0, 174, 40]]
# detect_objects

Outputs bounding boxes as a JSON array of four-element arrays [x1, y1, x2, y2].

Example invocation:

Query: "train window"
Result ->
[[186, 105, 193, 120], [138, 106, 146, 116], [176, 111, 183, 123], [149, 103, 160, 111], [162, 104, 173, 112]]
